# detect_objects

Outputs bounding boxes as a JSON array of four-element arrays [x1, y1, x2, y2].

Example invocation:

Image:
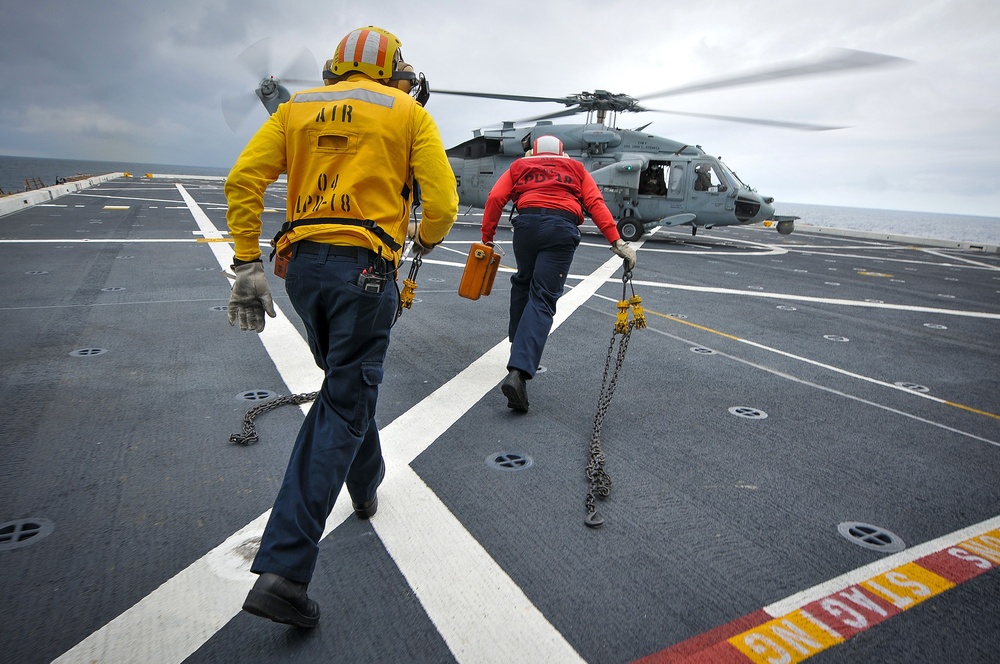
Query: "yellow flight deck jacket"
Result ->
[[226, 74, 458, 266]]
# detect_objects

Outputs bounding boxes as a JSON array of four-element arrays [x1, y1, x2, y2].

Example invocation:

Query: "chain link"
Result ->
[[229, 392, 318, 445], [585, 268, 641, 528]]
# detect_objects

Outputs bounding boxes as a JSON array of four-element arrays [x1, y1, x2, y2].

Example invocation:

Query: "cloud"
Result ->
[[1, 0, 998, 215]]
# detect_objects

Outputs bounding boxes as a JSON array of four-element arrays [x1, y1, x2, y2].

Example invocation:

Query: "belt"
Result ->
[[517, 207, 580, 223], [292, 240, 379, 262]]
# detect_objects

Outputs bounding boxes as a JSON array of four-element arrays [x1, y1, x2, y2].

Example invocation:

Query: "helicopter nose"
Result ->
[[759, 198, 775, 221]]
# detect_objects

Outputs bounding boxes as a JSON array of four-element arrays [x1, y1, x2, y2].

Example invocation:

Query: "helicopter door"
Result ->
[[666, 164, 685, 200], [638, 161, 669, 196]]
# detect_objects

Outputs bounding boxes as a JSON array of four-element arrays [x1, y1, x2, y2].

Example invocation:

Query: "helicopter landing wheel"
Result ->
[[617, 218, 644, 243]]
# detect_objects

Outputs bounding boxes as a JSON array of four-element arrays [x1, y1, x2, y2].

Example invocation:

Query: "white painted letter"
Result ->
[[744, 633, 792, 664], [820, 598, 868, 629], [839, 587, 889, 617], [948, 547, 991, 570]]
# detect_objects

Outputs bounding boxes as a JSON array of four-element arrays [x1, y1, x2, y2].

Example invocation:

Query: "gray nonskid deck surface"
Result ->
[[1, 176, 998, 664]]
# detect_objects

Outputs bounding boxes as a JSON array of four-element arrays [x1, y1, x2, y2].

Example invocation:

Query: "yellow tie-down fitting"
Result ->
[[400, 278, 417, 309], [400, 252, 422, 310], [629, 294, 646, 329], [615, 299, 630, 334]]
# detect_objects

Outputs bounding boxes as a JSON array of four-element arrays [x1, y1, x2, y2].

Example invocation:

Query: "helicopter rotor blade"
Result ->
[[279, 48, 320, 86], [644, 108, 845, 131], [639, 48, 911, 102], [237, 38, 272, 80], [225, 40, 320, 131], [221, 90, 262, 132], [510, 107, 589, 123], [434, 89, 577, 106]]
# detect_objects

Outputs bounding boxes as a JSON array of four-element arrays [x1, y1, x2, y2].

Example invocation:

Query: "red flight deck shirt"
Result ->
[[481, 153, 621, 245]]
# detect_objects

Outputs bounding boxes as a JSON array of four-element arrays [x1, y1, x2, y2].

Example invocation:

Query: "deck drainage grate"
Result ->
[[70, 348, 107, 357], [838, 522, 906, 553], [0, 518, 55, 551], [729, 406, 768, 420], [691, 347, 716, 354], [895, 382, 930, 393], [25, 271, 49, 275], [776, 305, 798, 311], [101, 287, 126, 292], [196, 267, 216, 272], [210, 305, 229, 312], [486, 452, 534, 472], [824, 335, 850, 342], [239, 390, 276, 402]]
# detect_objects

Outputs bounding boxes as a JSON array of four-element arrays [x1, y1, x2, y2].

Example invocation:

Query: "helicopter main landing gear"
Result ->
[[616, 217, 644, 243]]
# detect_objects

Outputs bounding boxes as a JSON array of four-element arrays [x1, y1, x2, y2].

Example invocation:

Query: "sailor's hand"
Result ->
[[611, 239, 637, 271], [228, 260, 276, 332], [411, 231, 436, 257], [407, 221, 418, 240]]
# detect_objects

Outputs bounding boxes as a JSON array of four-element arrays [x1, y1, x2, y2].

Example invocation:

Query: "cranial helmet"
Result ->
[[326, 26, 416, 91], [532, 135, 564, 156]]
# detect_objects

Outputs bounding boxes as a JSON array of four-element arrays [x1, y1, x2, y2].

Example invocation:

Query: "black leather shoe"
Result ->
[[353, 460, 385, 520], [242, 573, 320, 628], [501, 369, 529, 412]]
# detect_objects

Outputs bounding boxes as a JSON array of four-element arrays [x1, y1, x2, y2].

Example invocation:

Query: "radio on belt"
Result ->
[[357, 267, 386, 293]]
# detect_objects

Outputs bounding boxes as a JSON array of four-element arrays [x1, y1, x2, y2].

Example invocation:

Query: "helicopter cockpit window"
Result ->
[[693, 163, 727, 193]]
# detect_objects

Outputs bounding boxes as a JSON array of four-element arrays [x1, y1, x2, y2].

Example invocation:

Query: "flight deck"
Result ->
[[1, 175, 998, 664]]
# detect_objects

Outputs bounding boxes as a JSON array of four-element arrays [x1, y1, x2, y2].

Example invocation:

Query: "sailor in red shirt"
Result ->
[[481, 135, 636, 412]]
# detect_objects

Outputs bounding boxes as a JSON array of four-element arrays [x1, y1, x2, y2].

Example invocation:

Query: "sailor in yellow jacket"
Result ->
[[225, 26, 457, 628]]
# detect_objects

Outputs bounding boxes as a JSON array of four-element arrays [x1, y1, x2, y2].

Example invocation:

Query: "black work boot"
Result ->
[[243, 573, 320, 628], [501, 369, 529, 412], [353, 460, 385, 520]]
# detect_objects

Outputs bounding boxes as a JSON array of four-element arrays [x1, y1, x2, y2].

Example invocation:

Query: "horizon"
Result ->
[[3, 153, 999, 222]]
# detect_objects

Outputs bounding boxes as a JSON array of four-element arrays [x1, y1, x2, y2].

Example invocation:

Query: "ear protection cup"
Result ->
[[389, 62, 415, 94]]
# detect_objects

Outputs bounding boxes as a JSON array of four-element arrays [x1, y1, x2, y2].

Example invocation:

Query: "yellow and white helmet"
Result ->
[[326, 26, 415, 90]]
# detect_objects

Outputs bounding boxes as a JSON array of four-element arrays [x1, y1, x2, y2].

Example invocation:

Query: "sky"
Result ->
[[2, 0, 998, 217]]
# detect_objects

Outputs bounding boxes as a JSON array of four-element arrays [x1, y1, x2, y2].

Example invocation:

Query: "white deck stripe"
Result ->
[[764, 514, 1000, 616], [627, 278, 1000, 319], [55, 187, 628, 663]]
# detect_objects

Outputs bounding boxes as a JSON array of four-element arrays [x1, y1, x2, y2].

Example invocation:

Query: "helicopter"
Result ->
[[228, 45, 907, 241], [441, 117, 792, 241], [434, 48, 908, 241]]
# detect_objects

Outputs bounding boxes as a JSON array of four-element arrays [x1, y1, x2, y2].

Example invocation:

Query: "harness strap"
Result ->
[[270, 217, 402, 259]]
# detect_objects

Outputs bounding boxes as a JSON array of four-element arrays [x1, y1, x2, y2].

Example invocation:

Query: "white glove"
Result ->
[[411, 231, 436, 257], [611, 239, 637, 271], [228, 261, 276, 332]]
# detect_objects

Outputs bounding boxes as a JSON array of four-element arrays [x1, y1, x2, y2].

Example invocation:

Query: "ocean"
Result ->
[[2, 155, 999, 246], [0, 155, 229, 193]]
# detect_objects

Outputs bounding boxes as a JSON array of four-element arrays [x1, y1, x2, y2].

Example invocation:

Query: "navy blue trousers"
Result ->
[[251, 243, 397, 584], [507, 213, 581, 378]]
